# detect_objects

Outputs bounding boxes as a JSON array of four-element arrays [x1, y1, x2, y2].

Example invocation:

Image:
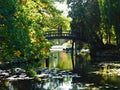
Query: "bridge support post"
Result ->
[[71, 40, 75, 70], [45, 57, 49, 68]]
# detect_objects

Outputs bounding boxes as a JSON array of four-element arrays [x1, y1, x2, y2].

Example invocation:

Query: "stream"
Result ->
[[1, 51, 120, 90]]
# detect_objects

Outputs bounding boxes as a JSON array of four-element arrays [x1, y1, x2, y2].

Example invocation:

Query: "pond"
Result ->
[[1, 51, 120, 90]]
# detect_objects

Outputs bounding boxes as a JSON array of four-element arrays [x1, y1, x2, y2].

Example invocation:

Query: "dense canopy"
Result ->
[[0, 0, 70, 69], [67, 0, 120, 55]]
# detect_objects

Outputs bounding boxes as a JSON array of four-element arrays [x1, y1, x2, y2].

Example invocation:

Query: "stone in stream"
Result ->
[[0, 69, 10, 77], [0, 72, 9, 77], [36, 73, 48, 78], [6, 74, 33, 81], [19, 73, 27, 78], [115, 69, 120, 76]]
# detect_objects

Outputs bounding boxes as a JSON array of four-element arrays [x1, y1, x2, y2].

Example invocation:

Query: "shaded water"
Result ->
[[1, 51, 120, 90]]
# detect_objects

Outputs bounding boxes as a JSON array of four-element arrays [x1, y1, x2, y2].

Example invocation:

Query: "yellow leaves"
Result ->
[[42, 48, 49, 53], [14, 50, 21, 57], [37, 77, 42, 81], [41, 3, 47, 8]]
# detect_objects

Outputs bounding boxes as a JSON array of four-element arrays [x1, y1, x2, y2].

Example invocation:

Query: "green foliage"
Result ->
[[0, 0, 70, 70], [98, 0, 120, 45], [40, 0, 71, 31], [0, 0, 47, 62], [67, 0, 120, 54], [29, 68, 37, 77], [67, 0, 104, 53]]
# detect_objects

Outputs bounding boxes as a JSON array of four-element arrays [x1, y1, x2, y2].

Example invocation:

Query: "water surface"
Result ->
[[1, 51, 120, 90]]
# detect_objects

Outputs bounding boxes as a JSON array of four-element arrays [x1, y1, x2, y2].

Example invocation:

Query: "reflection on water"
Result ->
[[0, 77, 84, 90], [49, 51, 72, 70], [1, 74, 120, 90], [1, 51, 120, 90], [39, 51, 73, 70], [0, 80, 33, 90]]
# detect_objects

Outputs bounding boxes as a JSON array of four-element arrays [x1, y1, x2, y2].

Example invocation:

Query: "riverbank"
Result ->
[[92, 46, 120, 62]]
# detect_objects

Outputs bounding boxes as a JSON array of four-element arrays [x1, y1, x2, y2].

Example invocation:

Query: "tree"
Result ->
[[84, 0, 104, 52], [0, 0, 69, 69], [98, 0, 120, 45], [67, 0, 120, 57], [67, 0, 104, 53]]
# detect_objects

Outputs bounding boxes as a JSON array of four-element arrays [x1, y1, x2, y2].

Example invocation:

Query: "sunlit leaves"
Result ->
[[98, 0, 120, 45], [14, 50, 21, 57], [0, 0, 71, 71]]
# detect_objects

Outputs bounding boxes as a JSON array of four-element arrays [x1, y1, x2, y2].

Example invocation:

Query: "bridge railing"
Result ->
[[44, 30, 85, 40], [44, 30, 73, 37]]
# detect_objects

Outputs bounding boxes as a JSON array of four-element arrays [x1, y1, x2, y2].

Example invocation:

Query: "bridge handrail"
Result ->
[[44, 30, 72, 37], [44, 30, 84, 40]]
